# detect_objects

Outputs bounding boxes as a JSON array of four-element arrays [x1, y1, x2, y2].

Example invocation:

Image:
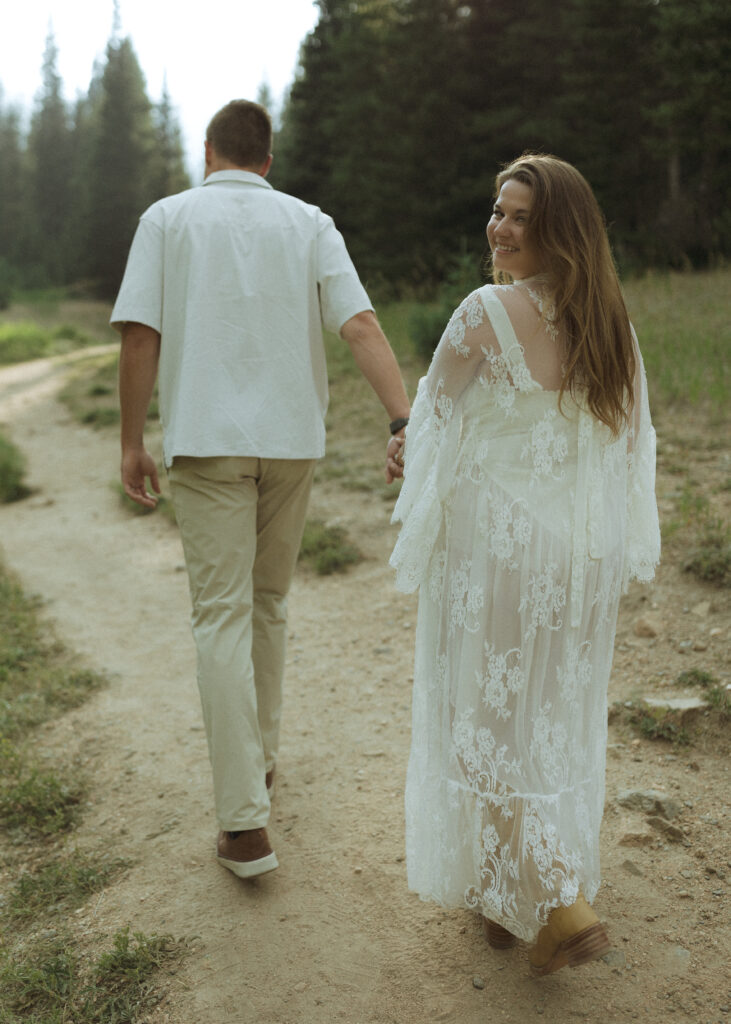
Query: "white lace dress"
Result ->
[[390, 280, 660, 941]]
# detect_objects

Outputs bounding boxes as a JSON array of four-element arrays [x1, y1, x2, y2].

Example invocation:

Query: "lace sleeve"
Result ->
[[390, 291, 491, 592], [623, 330, 661, 587]]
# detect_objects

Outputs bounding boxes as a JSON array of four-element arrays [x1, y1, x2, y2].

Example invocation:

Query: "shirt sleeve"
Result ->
[[315, 212, 373, 334], [109, 210, 165, 334]]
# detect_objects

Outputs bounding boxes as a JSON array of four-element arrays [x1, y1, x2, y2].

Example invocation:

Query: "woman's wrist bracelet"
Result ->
[[389, 417, 409, 435]]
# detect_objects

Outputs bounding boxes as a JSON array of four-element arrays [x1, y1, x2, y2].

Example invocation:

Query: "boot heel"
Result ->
[[483, 917, 518, 949], [565, 923, 611, 967]]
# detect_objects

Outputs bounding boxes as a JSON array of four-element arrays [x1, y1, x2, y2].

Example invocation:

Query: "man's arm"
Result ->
[[119, 322, 162, 508], [339, 310, 411, 483]]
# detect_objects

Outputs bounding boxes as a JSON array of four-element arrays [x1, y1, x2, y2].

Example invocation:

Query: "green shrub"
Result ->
[[0, 432, 29, 503], [676, 668, 716, 688], [0, 323, 52, 364], [408, 251, 485, 359], [638, 712, 690, 745], [81, 407, 120, 427], [0, 933, 77, 1017], [675, 668, 730, 718], [51, 324, 94, 345], [299, 519, 362, 575], [683, 518, 731, 586]]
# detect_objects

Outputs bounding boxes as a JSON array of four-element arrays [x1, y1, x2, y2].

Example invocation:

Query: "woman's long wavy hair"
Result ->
[[493, 154, 635, 435]]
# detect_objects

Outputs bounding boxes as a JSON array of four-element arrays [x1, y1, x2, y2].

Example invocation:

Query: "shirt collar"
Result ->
[[203, 170, 273, 190]]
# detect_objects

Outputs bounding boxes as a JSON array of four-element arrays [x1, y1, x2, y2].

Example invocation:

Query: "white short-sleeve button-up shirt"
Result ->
[[111, 170, 373, 466]]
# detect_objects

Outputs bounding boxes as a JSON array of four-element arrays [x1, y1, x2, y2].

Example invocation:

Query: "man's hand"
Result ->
[[121, 447, 161, 508], [385, 434, 405, 484]]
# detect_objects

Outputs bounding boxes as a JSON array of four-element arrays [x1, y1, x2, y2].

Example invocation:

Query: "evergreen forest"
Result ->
[[0, 24, 190, 303], [1, 0, 729, 304]]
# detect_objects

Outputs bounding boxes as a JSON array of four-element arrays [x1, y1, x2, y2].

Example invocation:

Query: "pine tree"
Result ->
[[26, 27, 74, 284], [147, 78, 191, 200], [256, 80, 278, 130], [0, 91, 28, 302], [553, 0, 662, 267], [652, 0, 731, 263], [274, 0, 345, 211], [85, 33, 155, 297]]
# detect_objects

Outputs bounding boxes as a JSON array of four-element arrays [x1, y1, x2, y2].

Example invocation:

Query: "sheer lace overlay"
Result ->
[[391, 282, 660, 941]]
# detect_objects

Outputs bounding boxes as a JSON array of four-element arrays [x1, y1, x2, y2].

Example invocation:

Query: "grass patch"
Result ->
[[0, 927, 188, 1023], [0, 570, 104, 741], [0, 290, 115, 343], [0, 322, 54, 364], [59, 350, 160, 429], [623, 267, 729, 417], [115, 483, 177, 525], [660, 478, 730, 588], [682, 517, 731, 586], [636, 711, 690, 746], [0, 558, 190, 1021], [299, 518, 363, 575], [0, 744, 84, 838], [3, 851, 130, 924], [676, 668, 730, 718], [676, 668, 716, 688], [0, 322, 98, 366], [0, 564, 97, 838], [611, 667, 730, 746], [610, 701, 691, 746], [0, 432, 30, 503]]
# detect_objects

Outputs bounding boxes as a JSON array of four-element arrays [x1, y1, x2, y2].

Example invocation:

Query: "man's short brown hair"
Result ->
[[206, 100, 272, 168]]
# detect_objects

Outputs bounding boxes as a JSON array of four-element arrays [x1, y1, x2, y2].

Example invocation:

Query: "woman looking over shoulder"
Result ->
[[388, 155, 660, 975]]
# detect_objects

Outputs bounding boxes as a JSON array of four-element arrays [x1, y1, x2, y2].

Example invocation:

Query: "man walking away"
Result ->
[[111, 99, 410, 879]]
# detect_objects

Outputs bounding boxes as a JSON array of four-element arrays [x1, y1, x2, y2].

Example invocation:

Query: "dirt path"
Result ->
[[0, 354, 728, 1024]]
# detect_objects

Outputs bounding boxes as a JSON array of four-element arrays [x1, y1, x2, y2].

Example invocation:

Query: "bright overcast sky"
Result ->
[[1, 0, 320, 176]]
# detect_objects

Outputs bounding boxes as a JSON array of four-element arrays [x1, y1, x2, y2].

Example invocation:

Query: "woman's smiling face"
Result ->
[[487, 179, 544, 281]]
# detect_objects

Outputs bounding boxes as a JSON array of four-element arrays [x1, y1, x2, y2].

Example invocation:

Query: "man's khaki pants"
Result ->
[[168, 455, 316, 831]]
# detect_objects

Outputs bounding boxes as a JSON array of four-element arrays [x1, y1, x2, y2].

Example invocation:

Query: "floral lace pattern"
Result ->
[[392, 282, 660, 941], [475, 642, 525, 720], [518, 563, 566, 640], [524, 278, 559, 341], [445, 290, 485, 357], [521, 408, 569, 484], [476, 488, 532, 570], [478, 347, 521, 418], [447, 559, 484, 637], [556, 641, 593, 703]]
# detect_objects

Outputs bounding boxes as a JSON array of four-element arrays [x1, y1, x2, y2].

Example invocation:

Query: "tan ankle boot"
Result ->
[[482, 916, 518, 949], [529, 894, 610, 975]]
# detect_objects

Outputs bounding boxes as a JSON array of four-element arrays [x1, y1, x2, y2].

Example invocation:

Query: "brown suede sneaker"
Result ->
[[216, 828, 278, 878]]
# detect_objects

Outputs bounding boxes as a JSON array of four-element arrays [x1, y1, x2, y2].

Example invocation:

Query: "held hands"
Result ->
[[121, 447, 161, 508], [385, 434, 405, 484]]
